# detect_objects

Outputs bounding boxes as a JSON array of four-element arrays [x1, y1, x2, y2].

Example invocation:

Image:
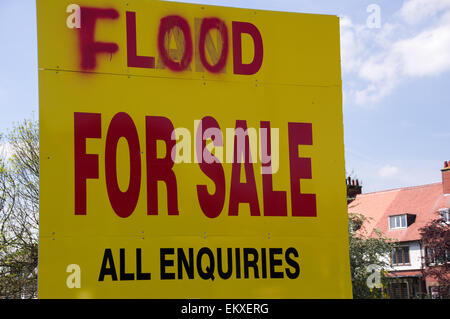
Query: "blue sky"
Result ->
[[0, 0, 449, 193]]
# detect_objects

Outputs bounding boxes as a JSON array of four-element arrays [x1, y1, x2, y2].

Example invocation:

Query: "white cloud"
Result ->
[[399, 0, 450, 25], [340, 17, 401, 106], [378, 165, 399, 178], [394, 24, 450, 77], [341, 0, 450, 106], [340, 16, 365, 74]]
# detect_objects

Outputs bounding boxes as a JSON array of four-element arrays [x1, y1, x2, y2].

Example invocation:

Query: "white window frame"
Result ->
[[389, 214, 407, 229]]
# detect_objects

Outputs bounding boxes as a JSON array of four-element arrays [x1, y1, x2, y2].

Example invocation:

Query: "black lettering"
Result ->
[[217, 248, 233, 279], [285, 247, 300, 279], [269, 248, 284, 278], [177, 248, 194, 279], [197, 247, 215, 280], [243, 248, 259, 279], [235, 248, 241, 279], [98, 248, 118, 281], [160, 248, 175, 280], [120, 248, 135, 280], [261, 248, 267, 278], [136, 248, 151, 280]]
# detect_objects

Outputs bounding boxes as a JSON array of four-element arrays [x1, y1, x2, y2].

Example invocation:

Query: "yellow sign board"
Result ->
[[37, 0, 351, 298]]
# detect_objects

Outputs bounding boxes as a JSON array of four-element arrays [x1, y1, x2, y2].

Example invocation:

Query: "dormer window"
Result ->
[[389, 214, 407, 229], [389, 213, 417, 229]]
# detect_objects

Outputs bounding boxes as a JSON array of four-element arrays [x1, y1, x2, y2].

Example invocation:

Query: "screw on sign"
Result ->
[[76, 7, 263, 75]]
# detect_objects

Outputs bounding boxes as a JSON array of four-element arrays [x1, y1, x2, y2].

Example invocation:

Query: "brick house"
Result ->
[[348, 162, 450, 299]]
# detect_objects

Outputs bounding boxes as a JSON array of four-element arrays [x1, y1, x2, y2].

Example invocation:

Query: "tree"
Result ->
[[0, 118, 39, 299], [420, 216, 450, 299], [349, 212, 396, 299]]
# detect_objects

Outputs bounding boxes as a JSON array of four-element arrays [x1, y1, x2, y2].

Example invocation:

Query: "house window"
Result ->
[[390, 282, 409, 299], [392, 246, 410, 265], [439, 208, 450, 223], [389, 214, 407, 229], [429, 286, 445, 299], [425, 247, 450, 265]]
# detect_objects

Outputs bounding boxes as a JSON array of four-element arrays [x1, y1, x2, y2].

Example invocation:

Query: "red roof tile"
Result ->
[[348, 183, 449, 242]]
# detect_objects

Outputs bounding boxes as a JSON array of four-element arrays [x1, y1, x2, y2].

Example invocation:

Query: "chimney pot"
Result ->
[[445, 161, 448, 168]]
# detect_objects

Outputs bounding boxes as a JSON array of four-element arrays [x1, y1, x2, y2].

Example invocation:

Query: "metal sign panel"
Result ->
[[37, 0, 351, 298]]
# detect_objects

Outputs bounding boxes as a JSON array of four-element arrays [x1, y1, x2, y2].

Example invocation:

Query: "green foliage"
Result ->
[[0, 118, 39, 298], [349, 213, 396, 299]]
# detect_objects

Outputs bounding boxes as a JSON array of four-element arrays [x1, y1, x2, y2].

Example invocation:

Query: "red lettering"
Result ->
[[73, 115, 315, 219], [146, 116, 179, 215], [232, 21, 263, 75], [229, 120, 261, 216], [261, 121, 287, 216], [199, 18, 229, 73], [196, 116, 226, 218], [78, 7, 119, 70], [74, 112, 101, 215], [157, 15, 193, 72], [126, 11, 155, 68], [288, 123, 316, 217], [76, 10, 266, 75], [105, 113, 141, 218]]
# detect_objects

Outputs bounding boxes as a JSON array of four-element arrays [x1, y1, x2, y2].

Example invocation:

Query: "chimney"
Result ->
[[442, 161, 450, 194], [346, 177, 362, 204]]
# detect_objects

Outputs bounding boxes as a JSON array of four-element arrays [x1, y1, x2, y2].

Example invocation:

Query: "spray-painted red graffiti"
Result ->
[[76, 7, 263, 75], [157, 15, 194, 72], [198, 17, 229, 73], [78, 7, 119, 70]]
